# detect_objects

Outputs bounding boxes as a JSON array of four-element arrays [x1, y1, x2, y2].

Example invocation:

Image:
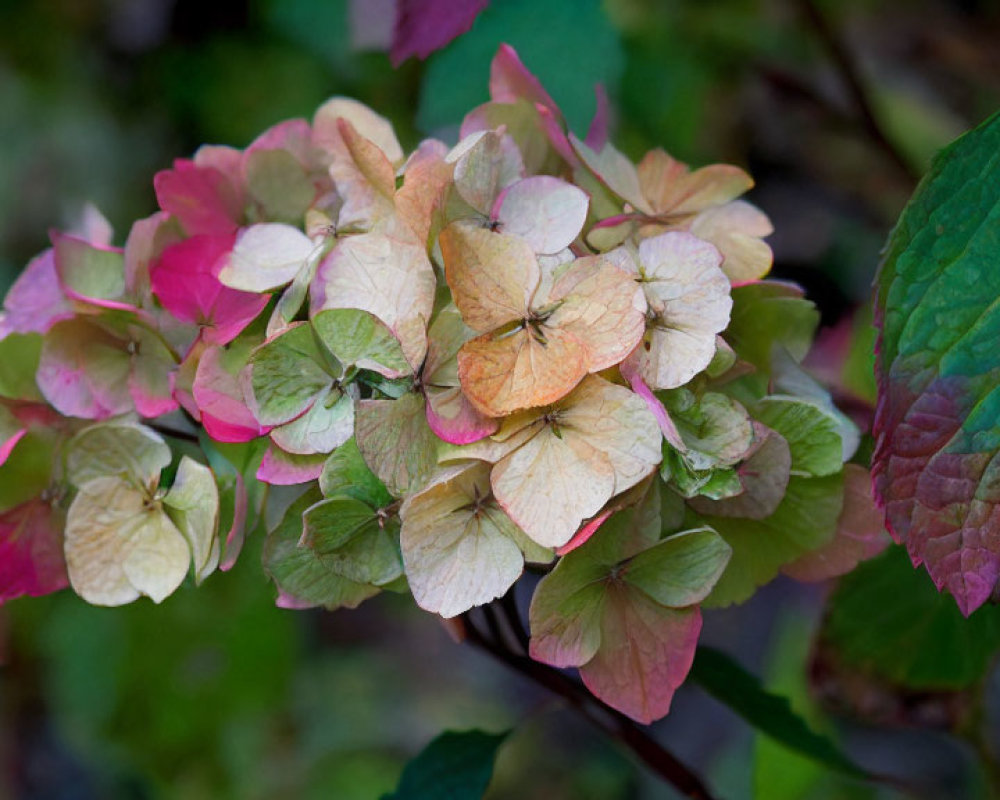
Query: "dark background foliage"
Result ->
[[2, 1, 1000, 797]]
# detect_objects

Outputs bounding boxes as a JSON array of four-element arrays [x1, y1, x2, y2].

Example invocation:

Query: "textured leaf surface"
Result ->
[[356, 393, 439, 497], [874, 110, 1000, 615], [529, 490, 728, 723], [302, 495, 402, 587], [700, 472, 844, 607], [247, 323, 333, 427]]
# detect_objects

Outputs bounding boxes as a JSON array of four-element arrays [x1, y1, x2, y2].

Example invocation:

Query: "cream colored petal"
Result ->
[[310, 218, 435, 370], [313, 97, 404, 164], [689, 201, 774, 283], [400, 462, 525, 618], [491, 423, 615, 549], [440, 221, 539, 333], [547, 255, 647, 372], [635, 232, 732, 389], [163, 456, 220, 583], [65, 476, 189, 606], [557, 376, 662, 495]]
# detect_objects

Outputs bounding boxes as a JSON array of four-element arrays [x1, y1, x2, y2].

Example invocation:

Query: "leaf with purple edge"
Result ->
[[874, 110, 1000, 615]]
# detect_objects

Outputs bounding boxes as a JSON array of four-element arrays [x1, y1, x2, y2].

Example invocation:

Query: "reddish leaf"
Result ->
[[0, 500, 68, 603], [390, 0, 489, 66]]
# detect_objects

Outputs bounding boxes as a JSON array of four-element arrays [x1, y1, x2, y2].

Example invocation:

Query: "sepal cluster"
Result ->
[[0, 45, 883, 723]]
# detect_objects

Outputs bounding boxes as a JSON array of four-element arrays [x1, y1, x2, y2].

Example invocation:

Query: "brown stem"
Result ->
[[795, 0, 920, 184], [461, 607, 719, 800]]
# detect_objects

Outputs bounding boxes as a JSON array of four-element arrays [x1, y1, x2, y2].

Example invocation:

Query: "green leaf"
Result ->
[[262, 488, 380, 611], [625, 528, 731, 608], [381, 729, 509, 800], [319, 437, 393, 508], [689, 646, 868, 779], [302, 495, 402, 587], [313, 308, 410, 378], [753, 396, 843, 477], [0, 430, 55, 513], [874, 109, 1000, 616], [53, 234, 126, 301], [355, 393, 438, 497], [0, 333, 43, 401], [822, 546, 1000, 689], [248, 323, 335, 426], [245, 150, 316, 225], [726, 282, 818, 383], [699, 472, 844, 607]]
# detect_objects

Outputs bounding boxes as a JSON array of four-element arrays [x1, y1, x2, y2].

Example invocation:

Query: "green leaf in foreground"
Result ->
[[873, 109, 1000, 616], [821, 546, 1000, 689], [382, 729, 509, 800], [689, 646, 868, 779]]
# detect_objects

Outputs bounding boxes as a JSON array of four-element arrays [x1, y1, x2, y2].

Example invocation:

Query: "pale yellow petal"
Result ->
[[65, 476, 189, 606]]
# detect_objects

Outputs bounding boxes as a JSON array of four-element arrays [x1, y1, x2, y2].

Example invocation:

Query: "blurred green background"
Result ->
[[2, 0, 1000, 797]]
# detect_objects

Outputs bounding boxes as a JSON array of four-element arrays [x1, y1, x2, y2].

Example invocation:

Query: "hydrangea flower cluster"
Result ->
[[0, 45, 883, 723]]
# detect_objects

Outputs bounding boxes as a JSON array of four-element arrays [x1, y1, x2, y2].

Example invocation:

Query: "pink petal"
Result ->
[[0, 428, 26, 467], [124, 211, 182, 298], [36, 320, 132, 419], [535, 103, 578, 165], [555, 509, 613, 556], [151, 234, 269, 346], [620, 358, 685, 450], [0, 250, 74, 337], [584, 84, 610, 150], [390, 0, 489, 65], [424, 385, 497, 444], [154, 159, 242, 237], [490, 44, 560, 117], [256, 445, 325, 485], [580, 596, 701, 725], [243, 119, 315, 166], [0, 499, 69, 603], [193, 346, 265, 443]]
